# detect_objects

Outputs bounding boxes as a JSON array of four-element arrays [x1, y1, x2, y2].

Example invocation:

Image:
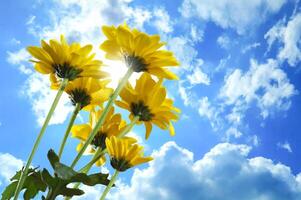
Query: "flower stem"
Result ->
[[58, 103, 81, 159], [70, 68, 133, 169], [99, 170, 119, 200], [64, 116, 139, 200], [81, 116, 139, 173], [13, 79, 68, 200]]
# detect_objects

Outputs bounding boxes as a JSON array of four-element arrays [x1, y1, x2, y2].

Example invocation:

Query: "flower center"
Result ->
[[124, 55, 148, 72], [110, 157, 132, 172], [53, 63, 82, 80], [69, 88, 91, 108], [91, 132, 107, 150], [130, 100, 154, 121]]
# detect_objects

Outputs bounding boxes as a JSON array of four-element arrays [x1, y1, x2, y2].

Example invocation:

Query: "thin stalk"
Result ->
[[81, 116, 139, 173], [70, 68, 133, 169], [99, 170, 119, 200], [58, 103, 81, 159], [13, 79, 68, 200], [64, 116, 139, 200]]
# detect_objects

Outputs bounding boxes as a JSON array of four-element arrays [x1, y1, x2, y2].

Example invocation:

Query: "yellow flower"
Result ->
[[105, 136, 153, 171], [71, 107, 132, 166], [100, 24, 179, 80], [27, 35, 108, 88], [116, 73, 180, 139], [65, 77, 113, 110]]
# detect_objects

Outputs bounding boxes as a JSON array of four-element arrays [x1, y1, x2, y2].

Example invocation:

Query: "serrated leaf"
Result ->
[[42, 149, 112, 199], [59, 188, 84, 196], [1, 181, 17, 200], [1, 168, 47, 200], [47, 149, 59, 169]]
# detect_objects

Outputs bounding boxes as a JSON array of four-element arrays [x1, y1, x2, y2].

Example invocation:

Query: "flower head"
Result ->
[[116, 73, 180, 139], [71, 107, 132, 166], [105, 136, 153, 171], [27, 35, 108, 88], [65, 77, 113, 110], [100, 24, 179, 80]]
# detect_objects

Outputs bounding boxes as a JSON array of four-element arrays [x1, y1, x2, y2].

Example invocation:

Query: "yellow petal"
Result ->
[[169, 122, 175, 136], [148, 67, 179, 80], [71, 124, 92, 141], [145, 122, 152, 140]]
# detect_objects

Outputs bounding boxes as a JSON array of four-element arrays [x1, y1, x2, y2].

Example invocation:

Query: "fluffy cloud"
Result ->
[[7, 0, 155, 125], [21, 72, 74, 126], [0, 153, 23, 185], [220, 59, 296, 118], [277, 141, 293, 153], [187, 65, 210, 86], [265, 13, 301, 66], [7, 49, 73, 126], [152, 7, 174, 34], [180, 0, 287, 34], [198, 97, 222, 130], [97, 141, 301, 200]]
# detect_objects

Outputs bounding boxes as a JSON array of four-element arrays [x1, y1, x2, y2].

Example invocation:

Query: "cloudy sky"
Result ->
[[1, 0, 301, 199]]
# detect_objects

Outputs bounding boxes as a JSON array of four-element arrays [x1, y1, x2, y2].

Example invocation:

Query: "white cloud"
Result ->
[[100, 141, 301, 200], [265, 13, 301, 66], [198, 97, 222, 130], [0, 153, 23, 183], [7, 48, 30, 66], [242, 42, 261, 54], [152, 7, 173, 34], [187, 65, 210, 86], [167, 36, 198, 71], [277, 141, 293, 153], [21, 73, 73, 126], [249, 135, 260, 147], [178, 82, 195, 106], [190, 24, 204, 43], [220, 59, 297, 118], [217, 35, 231, 49], [225, 127, 243, 140], [180, 0, 287, 34], [8, 0, 156, 125], [7, 48, 73, 126], [10, 38, 21, 45]]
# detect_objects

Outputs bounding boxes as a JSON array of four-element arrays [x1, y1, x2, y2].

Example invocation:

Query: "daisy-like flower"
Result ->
[[71, 107, 134, 166], [116, 73, 180, 139], [105, 136, 153, 172], [27, 35, 108, 89], [64, 77, 113, 110], [100, 24, 179, 80]]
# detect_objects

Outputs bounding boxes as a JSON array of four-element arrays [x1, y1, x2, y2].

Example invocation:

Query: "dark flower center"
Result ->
[[130, 100, 154, 121], [69, 88, 91, 108], [124, 55, 148, 72], [110, 157, 132, 172], [91, 132, 107, 150], [53, 63, 82, 81]]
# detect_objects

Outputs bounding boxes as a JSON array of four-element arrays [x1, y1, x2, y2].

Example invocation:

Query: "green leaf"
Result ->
[[59, 188, 84, 196], [47, 149, 60, 169], [1, 168, 47, 200], [1, 181, 17, 200], [42, 149, 112, 199]]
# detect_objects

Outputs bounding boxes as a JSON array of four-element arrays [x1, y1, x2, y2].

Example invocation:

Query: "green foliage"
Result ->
[[1, 150, 111, 200], [1, 168, 47, 200]]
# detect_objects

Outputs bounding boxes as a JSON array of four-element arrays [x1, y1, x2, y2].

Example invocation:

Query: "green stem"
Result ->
[[119, 116, 139, 137], [58, 103, 81, 159], [64, 116, 139, 200], [99, 170, 119, 200], [81, 116, 139, 173], [13, 79, 68, 200], [70, 68, 133, 169]]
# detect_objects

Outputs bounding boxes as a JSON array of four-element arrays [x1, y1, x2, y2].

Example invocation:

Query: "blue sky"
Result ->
[[1, 0, 301, 199]]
